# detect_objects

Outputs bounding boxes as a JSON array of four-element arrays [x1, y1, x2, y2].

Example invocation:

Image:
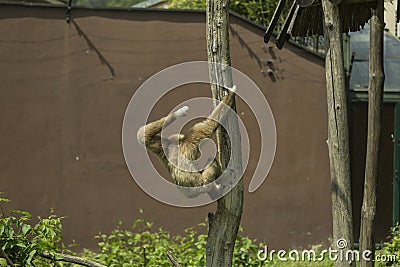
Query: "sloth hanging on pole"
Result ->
[[136, 85, 237, 198]]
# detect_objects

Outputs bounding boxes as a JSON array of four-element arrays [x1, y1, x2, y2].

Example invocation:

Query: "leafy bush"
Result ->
[[83, 218, 266, 266], [0, 196, 72, 266], [0, 196, 336, 267], [83, 219, 334, 267], [169, 0, 206, 10], [74, 0, 144, 8], [378, 224, 400, 266], [0, 197, 266, 266], [169, 0, 291, 28]]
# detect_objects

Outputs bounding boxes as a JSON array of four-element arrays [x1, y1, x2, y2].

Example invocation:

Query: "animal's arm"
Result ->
[[185, 86, 236, 145], [137, 106, 188, 153], [209, 85, 236, 121]]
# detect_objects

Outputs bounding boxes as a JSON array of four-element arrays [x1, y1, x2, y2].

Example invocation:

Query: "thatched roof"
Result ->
[[265, 0, 375, 48]]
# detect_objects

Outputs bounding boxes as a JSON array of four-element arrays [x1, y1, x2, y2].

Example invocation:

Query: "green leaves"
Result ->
[[169, 0, 291, 28], [0, 197, 67, 266], [74, 0, 144, 8], [81, 217, 268, 267], [0, 196, 265, 266], [0, 198, 10, 204], [169, 0, 206, 9], [84, 218, 180, 266], [377, 224, 400, 266], [0, 196, 356, 266]]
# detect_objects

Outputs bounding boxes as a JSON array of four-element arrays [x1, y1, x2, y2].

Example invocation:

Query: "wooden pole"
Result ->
[[205, 0, 244, 266], [321, 1, 354, 266], [40, 251, 106, 267], [359, 0, 385, 266]]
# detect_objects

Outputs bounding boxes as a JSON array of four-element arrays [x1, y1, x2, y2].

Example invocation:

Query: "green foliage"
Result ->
[[169, 0, 291, 28], [263, 260, 333, 267], [0, 196, 266, 266], [233, 226, 264, 266], [83, 220, 267, 266], [0, 196, 336, 266], [73, 0, 291, 30], [83, 220, 335, 267], [83, 219, 179, 266], [74, 0, 143, 8], [377, 224, 400, 266], [169, 0, 206, 10], [0, 197, 72, 266]]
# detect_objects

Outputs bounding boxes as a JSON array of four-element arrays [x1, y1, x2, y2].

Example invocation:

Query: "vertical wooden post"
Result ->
[[359, 0, 385, 265], [205, 0, 244, 266], [394, 104, 400, 226], [321, 1, 354, 266]]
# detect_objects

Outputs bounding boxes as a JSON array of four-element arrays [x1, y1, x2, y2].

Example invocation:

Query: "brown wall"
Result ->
[[0, 4, 330, 249], [350, 102, 394, 243]]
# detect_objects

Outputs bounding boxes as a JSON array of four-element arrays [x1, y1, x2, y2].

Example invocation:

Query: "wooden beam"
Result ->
[[276, 1, 299, 49], [322, 0, 354, 266], [359, 0, 385, 265], [205, 0, 244, 266], [264, 0, 288, 42]]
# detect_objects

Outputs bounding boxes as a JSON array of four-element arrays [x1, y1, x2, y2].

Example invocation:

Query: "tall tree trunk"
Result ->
[[321, 1, 354, 267], [359, 1, 385, 266], [205, 0, 244, 266]]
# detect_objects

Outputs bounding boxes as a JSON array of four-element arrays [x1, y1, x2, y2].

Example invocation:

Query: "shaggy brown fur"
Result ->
[[137, 87, 236, 197]]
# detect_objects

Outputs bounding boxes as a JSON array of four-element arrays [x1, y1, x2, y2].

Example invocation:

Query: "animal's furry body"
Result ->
[[137, 86, 236, 197]]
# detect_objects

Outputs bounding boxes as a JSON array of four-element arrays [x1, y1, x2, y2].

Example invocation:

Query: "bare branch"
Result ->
[[166, 250, 183, 267], [40, 251, 106, 267], [0, 246, 14, 266]]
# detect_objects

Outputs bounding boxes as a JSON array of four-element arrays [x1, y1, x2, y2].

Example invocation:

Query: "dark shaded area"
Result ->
[[0, 4, 330, 249], [264, 0, 374, 48], [71, 20, 115, 77], [350, 102, 394, 243]]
